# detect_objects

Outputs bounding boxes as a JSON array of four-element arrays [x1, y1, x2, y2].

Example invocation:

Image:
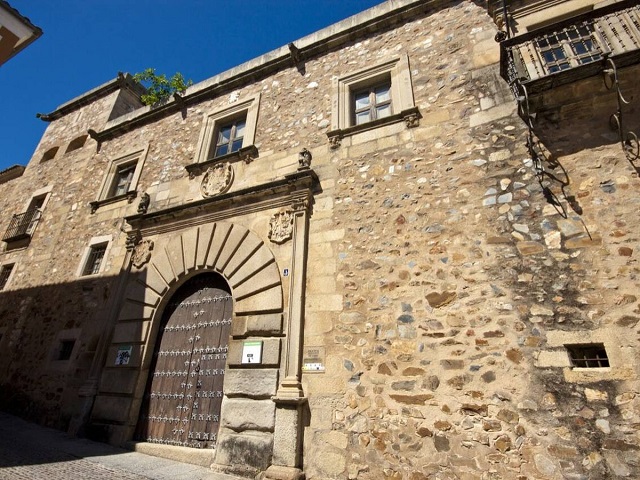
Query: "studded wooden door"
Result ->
[[136, 273, 232, 449]]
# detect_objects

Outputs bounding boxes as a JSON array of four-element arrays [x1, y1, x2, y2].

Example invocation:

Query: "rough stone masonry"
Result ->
[[0, 0, 638, 479]]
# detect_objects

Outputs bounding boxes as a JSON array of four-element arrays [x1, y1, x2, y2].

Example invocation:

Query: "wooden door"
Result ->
[[136, 273, 232, 449]]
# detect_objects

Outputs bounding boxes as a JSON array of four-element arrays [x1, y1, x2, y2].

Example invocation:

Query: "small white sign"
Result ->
[[116, 345, 132, 365], [242, 341, 263, 364]]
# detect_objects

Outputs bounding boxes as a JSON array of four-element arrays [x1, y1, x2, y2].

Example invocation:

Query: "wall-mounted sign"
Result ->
[[242, 341, 263, 364], [116, 345, 132, 365], [302, 346, 325, 373]]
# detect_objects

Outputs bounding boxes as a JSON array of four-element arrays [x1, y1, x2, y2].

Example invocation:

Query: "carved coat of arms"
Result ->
[[201, 162, 234, 198], [269, 210, 294, 244], [132, 240, 154, 269]]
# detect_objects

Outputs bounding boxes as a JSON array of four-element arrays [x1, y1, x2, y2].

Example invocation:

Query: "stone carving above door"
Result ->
[[201, 162, 234, 198], [268, 210, 294, 244], [132, 239, 154, 269]]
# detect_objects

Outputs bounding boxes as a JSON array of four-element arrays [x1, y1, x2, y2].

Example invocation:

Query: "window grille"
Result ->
[[82, 243, 107, 276], [566, 344, 609, 368], [536, 22, 602, 74], [0, 264, 14, 290]]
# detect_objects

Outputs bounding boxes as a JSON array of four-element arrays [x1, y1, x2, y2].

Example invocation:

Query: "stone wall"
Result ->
[[0, 0, 637, 478]]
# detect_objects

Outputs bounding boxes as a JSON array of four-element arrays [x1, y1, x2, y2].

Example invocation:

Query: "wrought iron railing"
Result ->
[[501, 1, 640, 89], [2, 208, 41, 242]]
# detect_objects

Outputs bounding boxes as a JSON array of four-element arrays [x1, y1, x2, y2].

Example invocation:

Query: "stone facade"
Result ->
[[0, 1, 638, 479]]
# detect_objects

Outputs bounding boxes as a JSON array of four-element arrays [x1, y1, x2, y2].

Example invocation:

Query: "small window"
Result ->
[[41, 146, 59, 163], [329, 54, 419, 147], [92, 147, 148, 212], [82, 243, 107, 276], [0, 264, 14, 290], [25, 195, 45, 235], [566, 344, 609, 368], [57, 339, 76, 361], [353, 80, 392, 126], [193, 93, 260, 167], [211, 116, 246, 159], [108, 162, 136, 198], [66, 135, 88, 153]]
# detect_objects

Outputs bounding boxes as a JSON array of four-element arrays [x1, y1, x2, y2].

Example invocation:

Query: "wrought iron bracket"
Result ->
[[602, 57, 640, 164]]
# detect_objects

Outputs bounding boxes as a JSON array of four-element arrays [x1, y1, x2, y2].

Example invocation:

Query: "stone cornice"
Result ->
[[37, 73, 146, 122], [0, 164, 25, 184], [125, 169, 320, 237], [89, 0, 451, 141]]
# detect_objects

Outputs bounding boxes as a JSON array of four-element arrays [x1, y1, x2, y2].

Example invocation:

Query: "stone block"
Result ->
[[143, 266, 169, 297], [98, 368, 140, 394], [565, 234, 602, 249], [223, 234, 264, 279], [195, 223, 215, 268], [220, 398, 276, 431], [233, 261, 281, 300], [228, 338, 280, 367], [235, 284, 283, 315], [232, 313, 283, 336], [215, 431, 273, 471], [91, 394, 132, 423], [112, 320, 150, 344], [306, 294, 343, 312], [224, 368, 278, 398], [516, 241, 545, 256], [205, 222, 233, 267], [117, 300, 157, 322]]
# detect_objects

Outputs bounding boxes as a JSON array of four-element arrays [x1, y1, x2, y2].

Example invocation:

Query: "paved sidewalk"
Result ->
[[0, 412, 243, 480]]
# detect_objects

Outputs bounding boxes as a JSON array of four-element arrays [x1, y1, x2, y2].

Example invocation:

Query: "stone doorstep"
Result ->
[[125, 440, 214, 468]]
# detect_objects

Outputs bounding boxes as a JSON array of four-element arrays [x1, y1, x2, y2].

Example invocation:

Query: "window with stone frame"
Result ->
[[328, 54, 419, 146], [91, 147, 148, 212], [82, 243, 107, 276], [192, 93, 260, 168], [210, 115, 247, 160], [108, 161, 137, 198], [352, 79, 392, 126], [0, 263, 14, 290]]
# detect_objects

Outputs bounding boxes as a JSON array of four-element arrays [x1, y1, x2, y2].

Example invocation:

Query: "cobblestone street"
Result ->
[[0, 412, 241, 480]]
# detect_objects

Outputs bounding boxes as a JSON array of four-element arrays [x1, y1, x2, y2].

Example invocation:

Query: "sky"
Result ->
[[0, 0, 384, 171]]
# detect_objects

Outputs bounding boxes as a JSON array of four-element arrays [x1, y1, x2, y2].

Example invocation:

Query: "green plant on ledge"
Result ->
[[133, 68, 193, 106]]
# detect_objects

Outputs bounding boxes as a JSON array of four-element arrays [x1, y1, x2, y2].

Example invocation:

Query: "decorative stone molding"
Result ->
[[132, 239, 154, 269], [125, 230, 141, 251], [137, 192, 150, 214], [269, 210, 294, 244], [185, 145, 258, 178], [403, 109, 421, 128], [327, 134, 341, 149], [201, 162, 234, 198], [298, 148, 312, 170]]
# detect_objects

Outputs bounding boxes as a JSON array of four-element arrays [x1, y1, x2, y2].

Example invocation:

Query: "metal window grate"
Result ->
[[2, 207, 41, 242], [566, 344, 610, 368], [536, 22, 602, 74], [0, 264, 14, 290], [82, 244, 107, 276]]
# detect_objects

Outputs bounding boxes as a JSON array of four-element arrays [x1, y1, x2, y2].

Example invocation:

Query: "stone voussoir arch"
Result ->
[[120, 221, 283, 328]]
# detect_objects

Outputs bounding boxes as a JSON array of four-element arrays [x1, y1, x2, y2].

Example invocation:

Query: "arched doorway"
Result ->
[[136, 272, 232, 449]]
